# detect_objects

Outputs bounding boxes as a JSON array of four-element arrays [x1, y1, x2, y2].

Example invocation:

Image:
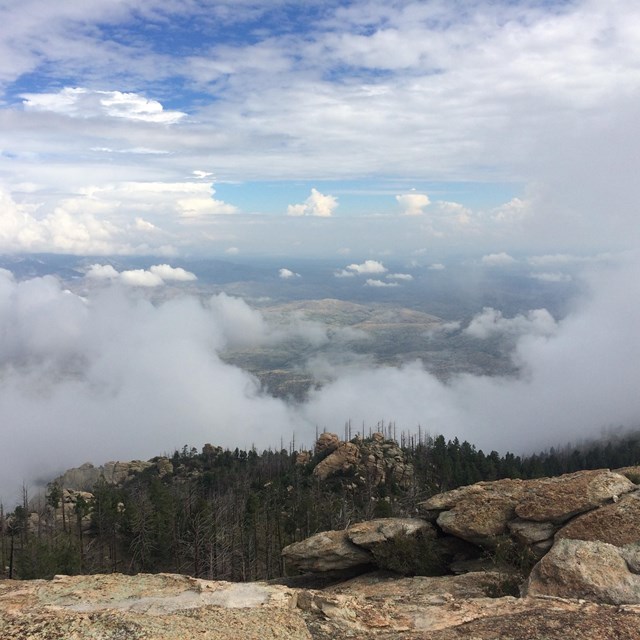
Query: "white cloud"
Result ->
[[428, 263, 445, 270], [287, 188, 338, 217], [433, 201, 473, 227], [134, 217, 159, 232], [481, 252, 517, 266], [149, 264, 197, 282], [79, 181, 237, 219], [119, 269, 164, 287], [303, 256, 640, 454], [193, 170, 214, 179], [278, 268, 300, 279], [492, 198, 530, 223], [22, 87, 186, 124], [1, 256, 640, 503], [225, 247, 240, 255], [0, 188, 142, 255], [396, 192, 430, 216], [465, 307, 558, 340], [85, 264, 196, 286], [342, 259, 388, 275], [365, 278, 398, 288], [387, 273, 413, 281], [85, 264, 119, 280]]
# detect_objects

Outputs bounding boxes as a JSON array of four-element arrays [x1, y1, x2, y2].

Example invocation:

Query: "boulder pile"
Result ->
[[283, 467, 640, 606], [310, 431, 413, 488]]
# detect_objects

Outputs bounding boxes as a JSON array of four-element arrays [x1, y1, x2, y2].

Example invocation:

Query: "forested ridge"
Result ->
[[2, 427, 640, 581]]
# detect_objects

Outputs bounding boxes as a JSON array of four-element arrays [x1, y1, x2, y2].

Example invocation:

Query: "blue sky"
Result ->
[[0, 0, 639, 258]]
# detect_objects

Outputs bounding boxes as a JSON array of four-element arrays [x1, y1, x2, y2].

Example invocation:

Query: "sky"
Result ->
[[1, 1, 640, 503], [0, 0, 639, 257]]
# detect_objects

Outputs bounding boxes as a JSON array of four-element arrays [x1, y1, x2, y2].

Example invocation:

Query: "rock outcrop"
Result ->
[[52, 457, 173, 492], [286, 468, 640, 607], [310, 432, 413, 489], [419, 469, 636, 549], [282, 517, 435, 573]]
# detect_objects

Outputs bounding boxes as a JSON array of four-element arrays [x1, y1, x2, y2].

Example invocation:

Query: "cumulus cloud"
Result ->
[[22, 87, 186, 124], [119, 269, 165, 287], [279, 268, 300, 279], [365, 278, 398, 288], [336, 260, 388, 277], [0, 188, 140, 255], [481, 252, 517, 266], [492, 198, 530, 223], [85, 264, 197, 287], [396, 192, 430, 216], [287, 188, 338, 217], [149, 264, 197, 282], [465, 307, 558, 340], [85, 264, 119, 280], [387, 273, 413, 281]]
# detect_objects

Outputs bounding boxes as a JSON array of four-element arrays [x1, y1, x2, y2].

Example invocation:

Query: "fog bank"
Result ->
[[1, 256, 638, 505]]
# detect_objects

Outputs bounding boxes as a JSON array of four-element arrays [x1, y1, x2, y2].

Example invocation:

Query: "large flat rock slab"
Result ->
[[3, 571, 640, 639], [0, 573, 310, 640]]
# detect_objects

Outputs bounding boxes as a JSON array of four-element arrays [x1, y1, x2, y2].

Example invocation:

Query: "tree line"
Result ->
[[2, 427, 640, 581]]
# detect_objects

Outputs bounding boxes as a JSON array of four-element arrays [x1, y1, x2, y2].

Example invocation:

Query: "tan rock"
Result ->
[[556, 491, 640, 546], [282, 530, 374, 573], [419, 478, 525, 511], [0, 573, 310, 640], [615, 466, 640, 484], [155, 457, 174, 477], [525, 538, 640, 605], [435, 494, 519, 546], [314, 432, 340, 455], [103, 460, 153, 484], [312, 442, 360, 481], [347, 518, 434, 549], [420, 470, 635, 548], [515, 470, 635, 523], [3, 571, 640, 639]]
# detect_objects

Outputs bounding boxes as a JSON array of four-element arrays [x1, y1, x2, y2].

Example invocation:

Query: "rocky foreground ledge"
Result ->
[[5, 467, 640, 638], [2, 571, 640, 640]]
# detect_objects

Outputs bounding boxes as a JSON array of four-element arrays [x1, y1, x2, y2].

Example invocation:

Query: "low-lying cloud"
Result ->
[[1, 256, 639, 505], [86, 263, 197, 287]]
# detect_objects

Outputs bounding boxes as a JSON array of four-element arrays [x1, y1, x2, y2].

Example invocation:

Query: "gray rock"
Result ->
[[282, 530, 374, 573], [525, 538, 640, 605], [346, 517, 434, 549], [508, 518, 558, 545]]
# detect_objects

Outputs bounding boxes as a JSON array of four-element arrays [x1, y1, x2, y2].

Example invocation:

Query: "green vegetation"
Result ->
[[1, 428, 639, 581]]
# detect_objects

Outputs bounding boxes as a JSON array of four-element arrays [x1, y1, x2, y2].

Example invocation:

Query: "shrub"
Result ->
[[370, 530, 447, 576]]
